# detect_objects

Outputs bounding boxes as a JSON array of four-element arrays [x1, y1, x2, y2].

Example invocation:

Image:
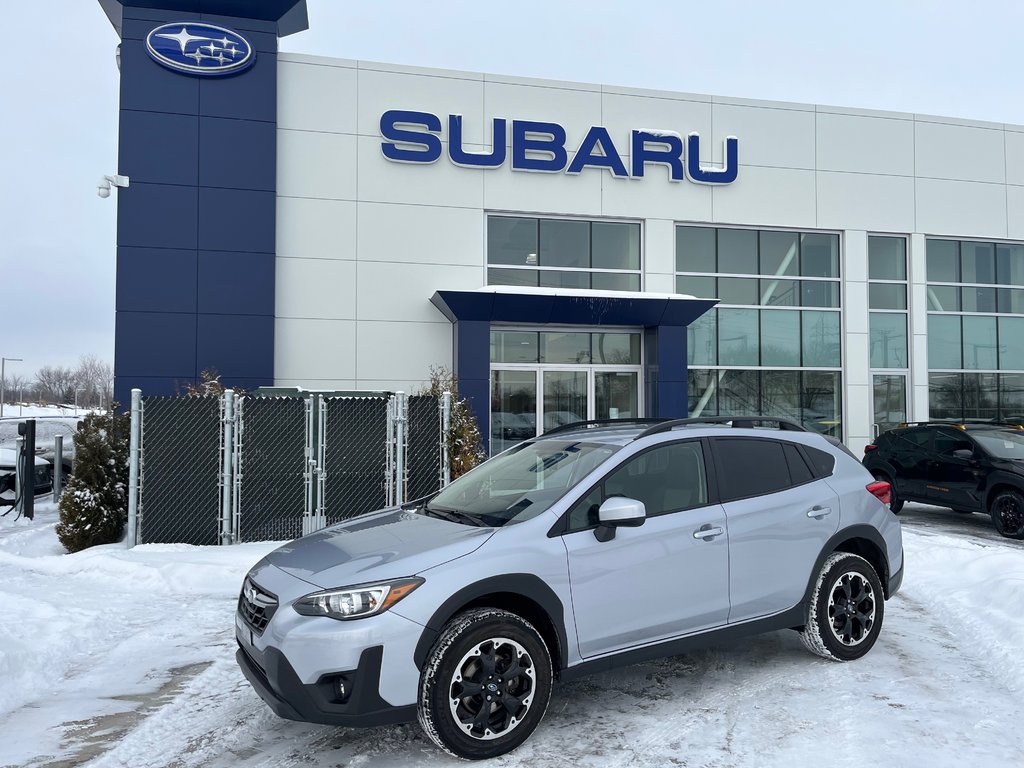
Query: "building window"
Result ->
[[868, 236, 909, 370], [487, 216, 641, 291], [676, 224, 842, 436], [926, 237, 1024, 420]]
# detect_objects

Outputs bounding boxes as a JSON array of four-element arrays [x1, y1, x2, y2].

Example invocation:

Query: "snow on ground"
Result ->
[[0, 404, 95, 421], [0, 502, 1022, 768]]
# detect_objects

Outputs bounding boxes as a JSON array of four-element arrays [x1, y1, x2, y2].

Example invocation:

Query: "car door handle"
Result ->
[[807, 506, 832, 519], [693, 525, 725, 540]]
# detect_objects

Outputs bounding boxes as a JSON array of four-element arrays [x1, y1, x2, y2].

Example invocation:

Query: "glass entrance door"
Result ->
[[490, 366, 642, 454], [543, 370, 588, 431], [872, 373, 907, 437]]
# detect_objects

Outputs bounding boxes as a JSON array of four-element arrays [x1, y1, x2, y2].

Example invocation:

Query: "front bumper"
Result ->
[[236, 642, 416, 727]]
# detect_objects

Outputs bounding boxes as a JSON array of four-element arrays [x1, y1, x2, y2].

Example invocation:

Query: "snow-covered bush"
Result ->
[[419, 367, 486, 480], [56, 409, 131, 553]]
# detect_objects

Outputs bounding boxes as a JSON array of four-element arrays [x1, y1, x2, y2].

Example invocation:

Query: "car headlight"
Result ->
[[293, 577, 423, 621]]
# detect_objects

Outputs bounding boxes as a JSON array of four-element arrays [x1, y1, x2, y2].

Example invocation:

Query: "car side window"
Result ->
[[934, 429, 972, 456], [784, 443, 814, 485], [714, 438, 791, 502], [895, 429, 932, 451], [565, 441, 709, 532], [801, 445, 836, 479]]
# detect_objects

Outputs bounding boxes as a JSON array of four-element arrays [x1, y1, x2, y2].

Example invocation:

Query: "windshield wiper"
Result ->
[[421, 504, 490, 527]]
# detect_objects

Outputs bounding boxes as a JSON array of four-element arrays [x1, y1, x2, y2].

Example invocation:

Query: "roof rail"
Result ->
[[635, 415, 808, 440], [541, 418, 667, 436], [897, 420, 1024, 431]]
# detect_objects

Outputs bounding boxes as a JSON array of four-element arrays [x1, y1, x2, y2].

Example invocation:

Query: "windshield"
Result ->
[[423, 440, 620, 527], [972, 430, 1024, 459]]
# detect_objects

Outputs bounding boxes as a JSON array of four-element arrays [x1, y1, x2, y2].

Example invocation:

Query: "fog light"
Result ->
[[337, 680, 347, 700]]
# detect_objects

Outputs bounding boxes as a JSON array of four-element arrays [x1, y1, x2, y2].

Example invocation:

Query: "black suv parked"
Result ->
[[863, 422, 1024, 539]]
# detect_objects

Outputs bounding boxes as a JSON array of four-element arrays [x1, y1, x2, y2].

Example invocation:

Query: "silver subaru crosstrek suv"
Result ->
[[236, 417, 903, 760]]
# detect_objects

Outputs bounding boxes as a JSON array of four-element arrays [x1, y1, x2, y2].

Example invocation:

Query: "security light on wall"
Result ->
[[97, 174, 130, 198]]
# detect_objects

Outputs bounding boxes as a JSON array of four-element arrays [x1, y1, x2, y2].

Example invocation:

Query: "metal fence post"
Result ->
[[386, 395, 395, 506], [302, 394, 316, 534], [127, 388, 142, 548], [441, 391, 452, 488], [395, 391, 407, 506], [232, 395, 244, 543], [315, 394, 327, 532], [219, 389, 235, 545], [53, 434, 64, 502]]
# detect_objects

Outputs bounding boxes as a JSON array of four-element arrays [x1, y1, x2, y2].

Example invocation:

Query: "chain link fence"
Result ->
[[234, 396, 309, 542], [137, 396, 222, 545], [129, 390, 451, 546], [407, 394, 443, 501], [322, 395, 390, 525]]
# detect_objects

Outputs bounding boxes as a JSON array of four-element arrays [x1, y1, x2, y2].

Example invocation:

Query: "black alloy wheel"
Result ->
[[990, 489, 1024, 539], [801, 552, 885, 661]]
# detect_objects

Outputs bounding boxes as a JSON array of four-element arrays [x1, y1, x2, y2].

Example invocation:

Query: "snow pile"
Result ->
[[0, 502, 1022, 767]]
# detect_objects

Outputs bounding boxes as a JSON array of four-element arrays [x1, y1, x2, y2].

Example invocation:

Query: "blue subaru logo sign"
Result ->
[[146, 22, 254, 77]]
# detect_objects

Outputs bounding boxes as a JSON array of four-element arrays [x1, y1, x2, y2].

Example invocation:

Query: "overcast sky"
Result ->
[[3, 0, 1023, 380]]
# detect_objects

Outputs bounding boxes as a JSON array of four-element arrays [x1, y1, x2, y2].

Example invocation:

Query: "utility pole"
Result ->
[[1, 357, 23, 418]]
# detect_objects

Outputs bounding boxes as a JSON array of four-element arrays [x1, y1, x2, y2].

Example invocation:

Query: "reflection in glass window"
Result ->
[[928, 373, 963, 421], [927, 285, 960, 311], [927, 239, 960, 282], [928, 315, 962, 369], [488, 268, 538, 287], [760, 231, 799, 276], [870, 313, 907, 369], [539, 219, 589, 268], [869, 283, 907, 310], [962, 316, 997, 370], [961, 287, 998, 313], [676, 226, 716, 273], [761, 311, 801, 367], [677, 275, 716, 298], [688, 369, 718, 415], [762, 370, 801, 421], [999, 317, 1024, 371], [488, 217, 538, 266], [997, 244, 1024, 287], [1000, 373, 1024, 419], [491, 331, 539, 363], [592, 222, 640, 270], [540, 332, 591, 364], [719, 309, 759, 366], [592, 333, 641, 365], [961, 241, 996, 284], [688, 311, 717, 366], [591, 272, 640, 292], [718, 369, 761, 415], [801, 281, 841, 308], [539, 270, 589, 289], [868, 236, 907, 280], [718, 277, 759, 305], [718, 229, 758, 274], [963, 373, 999, 420], [998, 288, 1024, 314], [490, 370, 538, 453], [801, 311, 841, 367], [802, 371, 842, 437], [760, 278, 799, 306], [800, 233, 839, 278]]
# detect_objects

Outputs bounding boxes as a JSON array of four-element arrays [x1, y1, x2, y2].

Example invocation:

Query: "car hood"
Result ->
[[260, 506, 495, 589], [0, 448, 48, 468]]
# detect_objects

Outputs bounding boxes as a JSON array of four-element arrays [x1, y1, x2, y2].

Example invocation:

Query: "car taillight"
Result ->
[[866, 480, 891, 505], [863, 444, 877, 453]]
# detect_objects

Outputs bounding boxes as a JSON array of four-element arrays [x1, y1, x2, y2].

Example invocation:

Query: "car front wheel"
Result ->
[[418, 608, 552, 760], [800, 552, 885, 662], [989, 489, 1024, 539]]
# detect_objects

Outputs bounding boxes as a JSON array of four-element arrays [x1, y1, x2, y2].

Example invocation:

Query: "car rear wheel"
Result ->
[[800, 552, 885, 662], [873, 473, 903, 514], [989, 489, 1024, 539], [418, 608, 552, 760]]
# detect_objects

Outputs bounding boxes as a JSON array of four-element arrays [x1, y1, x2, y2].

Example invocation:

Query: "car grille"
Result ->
[[238, 578, 278, 635]]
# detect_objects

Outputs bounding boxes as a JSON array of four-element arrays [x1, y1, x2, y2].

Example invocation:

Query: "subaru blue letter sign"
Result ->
[[379, 110, 738, 185], [380, 110, 443, 163]]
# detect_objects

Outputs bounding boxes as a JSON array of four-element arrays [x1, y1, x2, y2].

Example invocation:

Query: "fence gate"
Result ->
[[322, 395, 391, 525], [233, 396, 309, 543], [406, 395, 444, 501], [137, 395, 222, 545]]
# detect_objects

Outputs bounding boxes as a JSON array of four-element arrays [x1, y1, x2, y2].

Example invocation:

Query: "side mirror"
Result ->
[[594, 497, 645, 542], [953, 448, 974, 460]]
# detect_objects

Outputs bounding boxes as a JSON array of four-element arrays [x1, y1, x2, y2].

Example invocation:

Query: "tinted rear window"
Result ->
[[715, 438, 791, 501], [784, 443, 814, 484], [803, 445, 836, 478]]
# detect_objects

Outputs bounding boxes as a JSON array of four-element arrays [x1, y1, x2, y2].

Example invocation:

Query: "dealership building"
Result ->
[[100, 0, 1024, 454]]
